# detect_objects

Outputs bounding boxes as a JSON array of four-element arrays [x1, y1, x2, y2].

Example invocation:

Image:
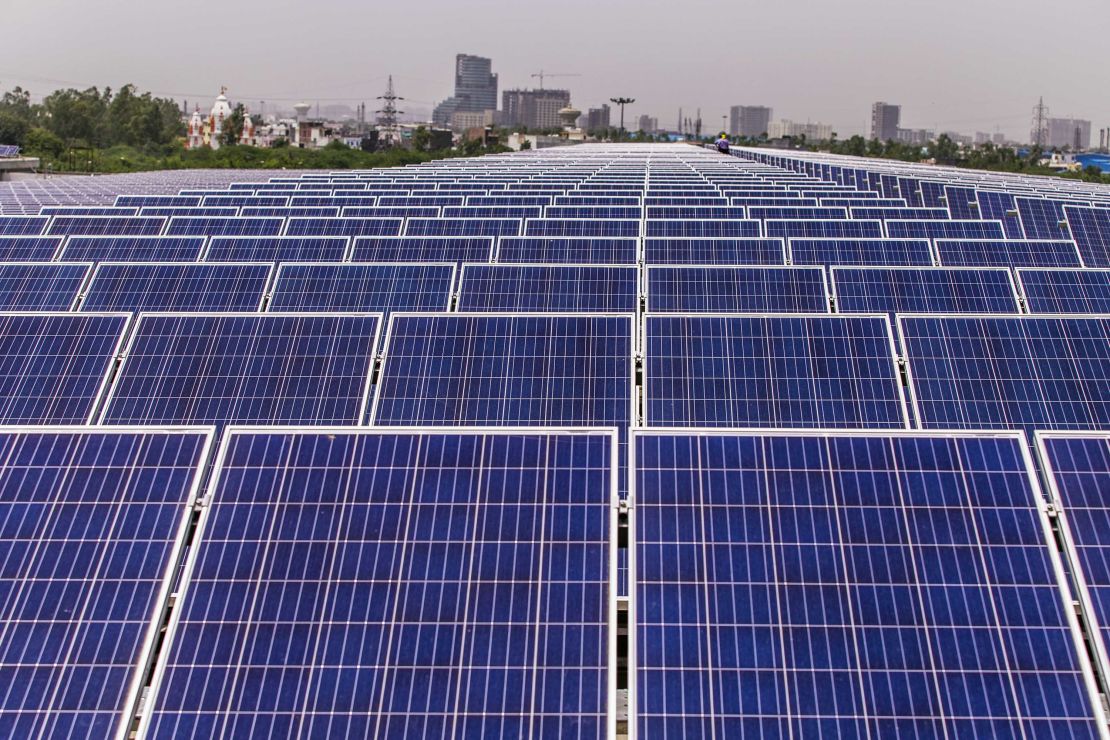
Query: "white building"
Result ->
[[185, 88, 256, 150], [768, 119, 834, 141]]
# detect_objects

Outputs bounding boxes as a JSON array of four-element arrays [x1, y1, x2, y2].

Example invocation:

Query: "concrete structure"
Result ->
[[767, 119, 833, 141], [587, 104, 611, 131], [0, 157, 40, 180], [638, 115, 658, 134], [1046, 117, 1092, 150], [896, 128, 933, 146], [729, 106, 772, 138], [871, 102, 901, 142], [502, 89, 571, 130], [433, 54, 498, 127], [185, 88, 258, 150], [450, 109, 497, 132]]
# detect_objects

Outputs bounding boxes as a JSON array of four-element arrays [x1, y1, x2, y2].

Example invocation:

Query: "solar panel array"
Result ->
[[0, 143, 1108, 736]]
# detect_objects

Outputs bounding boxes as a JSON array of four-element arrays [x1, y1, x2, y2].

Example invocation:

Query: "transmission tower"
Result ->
[[376, 76, 405, 146], [1031, 96, 1049, 148]]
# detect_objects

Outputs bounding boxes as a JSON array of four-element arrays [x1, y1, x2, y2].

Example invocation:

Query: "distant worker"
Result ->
[[715, 133, 730, 154]]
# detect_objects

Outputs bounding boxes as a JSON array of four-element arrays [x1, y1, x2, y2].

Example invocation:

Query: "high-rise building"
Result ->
[[587, 104, 611, 131], [871, 102, 901, 141], [1046, 117, 1091, 150], [729, 106, 772, 138], [432, 54, 498, 126], [501, 89, 571, 130], [637, 115, 658, 134]]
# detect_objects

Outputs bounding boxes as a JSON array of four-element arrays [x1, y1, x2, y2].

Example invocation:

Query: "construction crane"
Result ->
[[531, 70, 581, 90]]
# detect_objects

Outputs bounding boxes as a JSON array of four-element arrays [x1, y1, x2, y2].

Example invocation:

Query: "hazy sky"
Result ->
[[4, 0, 1107, 139]]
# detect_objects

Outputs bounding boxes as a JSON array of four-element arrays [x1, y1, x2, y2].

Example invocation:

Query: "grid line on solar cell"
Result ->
[[899, 314, 1110, 433], [0, 427, 214, 740], [644, 314, 909, 428], [788, 238, 935, 266], [141, 428, 615, 739], [457, 264, 639, 312], [831, 267, 1020, 320], [1017, 197, 1073, 241], [1017, 268, 1110, 313], [0, 236, 63, 260], [202, 236, 349, 262], [80, 262, 272, 312], [934, 238, 1082, 268], [0, 216, 50, 236], [1065, 206, 1110, 268], [100, 313, 381, 428], [976, 191, 1026, 239], [646, 266, 829, 313], [0, 262, 92, 310], [496, 237, 638, 265], [267, 262, 455, 314], [633, 429, 1104, 738]]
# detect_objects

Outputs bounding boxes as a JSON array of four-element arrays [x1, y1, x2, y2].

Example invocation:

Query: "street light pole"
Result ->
[[609, 97, 635, 137]]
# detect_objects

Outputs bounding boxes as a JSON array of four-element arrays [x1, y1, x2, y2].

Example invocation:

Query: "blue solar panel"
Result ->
[[645, 220, 760, 238], [1065, 206, 1110, 267], [897, 176, 923, 206], [748, 206, 849, 220], [935, 238, 1082, 268], [525, 219, 640, 238], [644, 314, 907, 428], [647, 266, 828, 313], [496, 237, 637, 264], [821, 198, 908, 208], [39, 206, 138, 216], [60, 235, 206, 262], [100, 313, 381, 427], [643, 238, 784, 265], [919, 181, 949, 207], [81, 262, 272, 312], [0, 216, 49, 236], [0, 428, 212, 739], [642, 207, 744, 220], [789, 238, 934, 266], [729, 198, 817, 208], [240, 206, 340, 218], [0, 262, 90, 310], [268, 263, 454, 315], [139, 207, 240, 218], [142, 428, 613, 738], [457, 265, 639, 312], [0, 312, 129, 423], [405, 218, 522, 237], [886, 219, 1005, 241], [466, 195, 552, 207], [832, 267, 1019, 321], [635, 429, 1103, 737], [976, 191, 1025, 238], [0, 236, 62, 260], [379, 195, 464, 206], [202, 195, 289, 208], [47, 216, 166, 236], [942, 185, 979, 219], [1017, 197, 1073, 241], [849, 207, 950, 221], [115, 195, 201, 208], [901, 315, 1110, 433], [372, 313, 633, 430], [351, 236, 493, 264], [284, 216, 402, 238], [646, 197, 728, 206], [1018, 269, 1110, 313], [765, 220, 884, 240], [545, 206, 643, 219], [166, 216, 283, 237], [204, 235, 348, 262], [440, 206, 541, 219], [290, 195, 377, 207]]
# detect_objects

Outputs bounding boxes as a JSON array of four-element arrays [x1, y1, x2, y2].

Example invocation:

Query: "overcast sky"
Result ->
[[4, 0, 1106, 139]]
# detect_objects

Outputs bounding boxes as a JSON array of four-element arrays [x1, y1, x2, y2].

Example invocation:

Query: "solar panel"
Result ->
[[886, 219, 1006, 241], [405, 217, 522, 237], [748, 206, 849, 220], [647, 266, 829, 313], [47, 215, 166, 236], [284, 216, 402, 238], [165, 216, 283, 237], [634, 429, 1103, 737], [644, 220, 760, 238], [644, 314, 907, 428], [1017, 197, 1073, 241], [934, 238, 1082, 268], [39, 206, 139, 217], [942, 185, 980, 219], [115, 195, 201, 208], [59, 235, 206, 262], [465, 195, 552, 207], [765, 220, 884, 239], [290, 195, 377, 208], [789, 238, 934, 266], [371, 313, 633, 431], [0, 427, 213, 739], [268, 262, 455, 315], [1017, 268, 1110, 313], [831, 267, 1019, 321], [642, 207, 745, 220], [496, 237, 637, 265], [525, 219, 640, 238], [457, 265, 639, 312], [351, 236, 493, 264], [0, 312, 129, 423], [204, 235, 348, 262], [378, 195, 464, 206], [0, 216, 49, 236], [100, 313, 381, 427], [440, 206, 542, 219], [900, 315, 1110, 433], [240, 206, 340, 218], [139, 206, 240, 218], [976, 191, 1025, 238], [0, 236, 63, 260], [0, 262, 90, 310], [141, 428, 614, 738], [81, 262, 272, 312], [643, 238, 784, 265], [202, 195, 289, 208], [849, 207, 950, 221], [1065, 206, 1110, 267]]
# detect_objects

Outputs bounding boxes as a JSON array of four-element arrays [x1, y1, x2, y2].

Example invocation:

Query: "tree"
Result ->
[[0, 111, 28, 146], [220, 103, 245, 147], [931, 133, 959, 165], [42, 87, 108, 146], [410, 125, 431, 152]]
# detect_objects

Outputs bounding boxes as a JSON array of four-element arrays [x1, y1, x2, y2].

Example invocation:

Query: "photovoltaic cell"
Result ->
[[457, 265, 639, 312], [268, 263, 454, 315], [59, 236, 206, 262], [100, 313, 381, 427], [645, 220, 760, 239], [1017, 269, 1110, 313], [848, 207, 950, 221], [143, 429, 613, 739], [644, 314, 907, 428], [204, 236, 348, 262], [0, 312, 129, 423], [634, 430, 1102, 737], [80, 263, 272, 312], [831, 267, 1019, 321], [789, 238, 934, 266], [643, 238, 785, 265], [976, 191, 1025, 238], [47, 216, 166, 237], [0, 216, 50, 236], [0, 428, 212, 740], [165, 217, 284, 237], [748, 207, 848, 220], [284, 217, 403, 238], [1064, 206, 1110, 267], [351, 236, 493, 264], [496, 237, 637, 265], [0, 236, 63, 261], [765, 220, 883, 240], [886, 220, 1005, 241], [1017, 198, 1072, 241], [525, 219, 640, 238], [0, 262, 90, 310], [405, 218, 522, 238], [647, 266, 828, 313], [900, 315, 1110, 433], [935, 239, 1082, 268]]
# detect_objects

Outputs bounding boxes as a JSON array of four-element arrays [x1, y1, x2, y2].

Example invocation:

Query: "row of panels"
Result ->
[[6, 427, 1110, 737]]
